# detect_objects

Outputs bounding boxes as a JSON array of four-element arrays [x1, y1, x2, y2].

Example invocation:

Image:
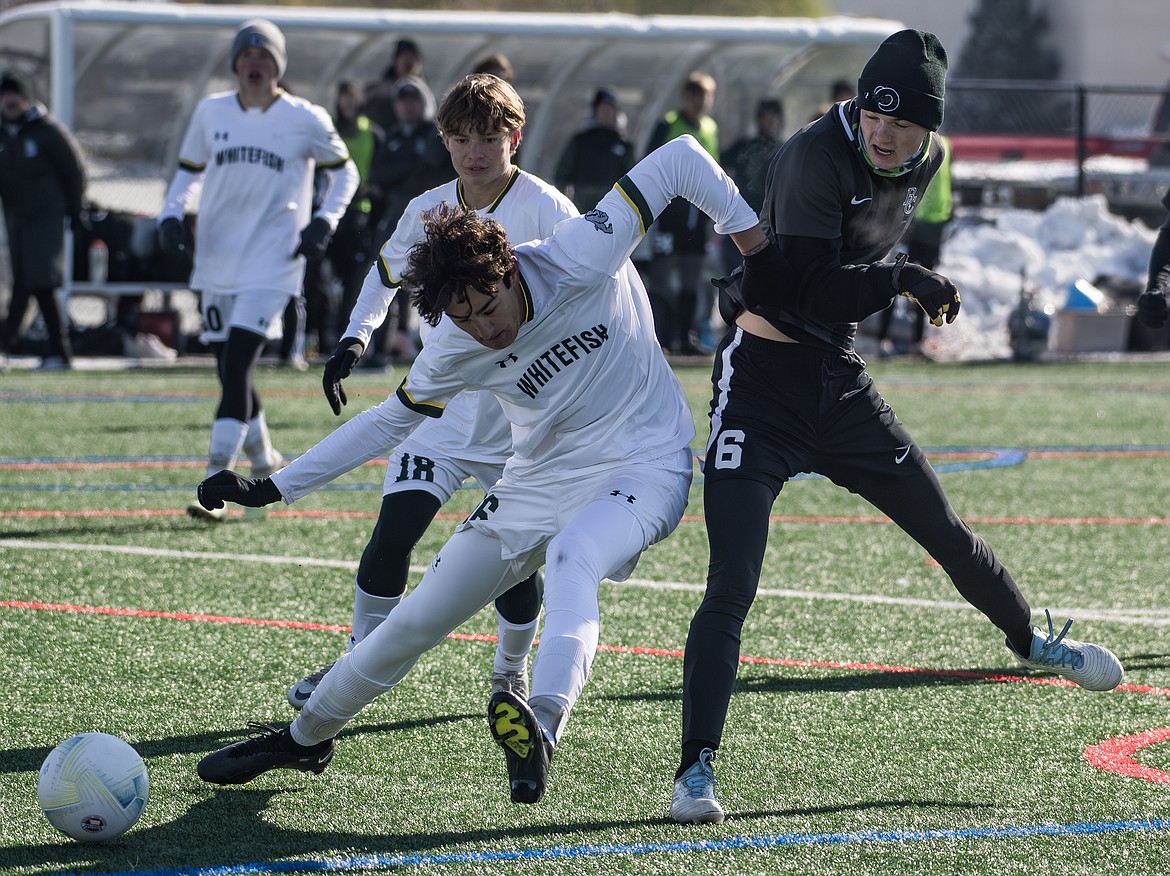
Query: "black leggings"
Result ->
[[213, 329, 266, 422], [680, 336, 1033, 770], [357, 489, 542, 624]]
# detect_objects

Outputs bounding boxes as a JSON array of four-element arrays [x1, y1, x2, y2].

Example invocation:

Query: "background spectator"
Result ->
[[363, 38, 436, 130], [721, 97, 785, 272], [644, 71, 719, 355], [0, 69, 86, 370], [553, 88, 633, 214], [329, 81, 386, 352], [362, 74, 450, 367], [470, 52, 514, 83]]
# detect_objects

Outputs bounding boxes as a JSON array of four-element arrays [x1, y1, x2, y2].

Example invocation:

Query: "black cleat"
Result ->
[[487, 690, 553, 804], [197, 722, 334, 785]]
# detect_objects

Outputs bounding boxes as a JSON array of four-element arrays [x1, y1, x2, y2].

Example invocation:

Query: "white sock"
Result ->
[[350, 582, 400, 649], [207, 418, 248, 477], [242, 410, 279, 472], [290, 652, 392, 745], [493, 615, 538, 675], [528, 633, 592, 745]]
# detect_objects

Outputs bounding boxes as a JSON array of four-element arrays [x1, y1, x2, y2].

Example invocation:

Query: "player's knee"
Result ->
[[495, 570, 542, 623]]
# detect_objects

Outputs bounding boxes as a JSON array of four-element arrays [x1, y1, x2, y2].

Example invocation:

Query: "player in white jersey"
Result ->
[[286, 74, 577, 711], [193, 134, 774, 806], [156, 19, 358, 521]]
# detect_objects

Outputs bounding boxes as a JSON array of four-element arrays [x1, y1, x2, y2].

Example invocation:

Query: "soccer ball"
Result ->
[[38, 733, 149, 843]]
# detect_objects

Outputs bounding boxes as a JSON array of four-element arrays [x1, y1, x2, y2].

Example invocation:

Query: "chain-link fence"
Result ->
[[945, 79, 1170, 223]]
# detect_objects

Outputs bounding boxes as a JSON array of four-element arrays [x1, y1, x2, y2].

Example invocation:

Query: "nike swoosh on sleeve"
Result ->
[[850, 196, 872, 205]]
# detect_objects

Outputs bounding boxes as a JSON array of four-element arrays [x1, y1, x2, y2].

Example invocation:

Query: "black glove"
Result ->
[[197, 470, 282, 510], [157, 217, 186, 256], [322, 336, 366, 416], [890, 252, 961, 326], [295, 217, 333, 261], [1137, 289, 1168, 329]]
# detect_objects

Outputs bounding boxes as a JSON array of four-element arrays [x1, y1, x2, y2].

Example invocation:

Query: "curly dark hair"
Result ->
[[403, 202, 515, 326]]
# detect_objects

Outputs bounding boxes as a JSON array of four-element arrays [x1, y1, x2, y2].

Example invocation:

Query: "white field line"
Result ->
[[3, 538, 1170, 626]]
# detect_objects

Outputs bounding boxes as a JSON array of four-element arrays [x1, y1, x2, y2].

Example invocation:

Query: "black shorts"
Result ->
[[703, 327, 927, 500]]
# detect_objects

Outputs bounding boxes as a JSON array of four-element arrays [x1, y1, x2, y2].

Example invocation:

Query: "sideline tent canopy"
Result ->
[[0, 1, 899, 214]]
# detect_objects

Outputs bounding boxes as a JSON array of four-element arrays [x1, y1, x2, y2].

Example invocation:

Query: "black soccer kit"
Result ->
[[680, 102, 1034, 763]]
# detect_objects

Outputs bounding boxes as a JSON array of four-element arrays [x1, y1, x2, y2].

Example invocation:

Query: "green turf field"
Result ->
[[2, 358, 1169, 875]]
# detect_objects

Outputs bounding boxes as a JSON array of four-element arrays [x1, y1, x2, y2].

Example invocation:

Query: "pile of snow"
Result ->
[[925, 194, 1158, 360]]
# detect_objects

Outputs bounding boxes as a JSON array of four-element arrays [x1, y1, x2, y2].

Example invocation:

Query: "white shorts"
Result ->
[[455, 446, 694, 582], [199, 289, 292, 344], [381, 441, 506, 502]]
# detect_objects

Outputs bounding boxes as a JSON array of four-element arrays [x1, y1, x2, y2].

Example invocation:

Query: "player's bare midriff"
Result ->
[[735, 310, 799, 343]]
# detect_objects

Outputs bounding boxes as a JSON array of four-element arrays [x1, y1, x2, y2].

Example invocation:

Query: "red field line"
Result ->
[[6, 598, 1169, 785], [3, 599, 1168, 698]]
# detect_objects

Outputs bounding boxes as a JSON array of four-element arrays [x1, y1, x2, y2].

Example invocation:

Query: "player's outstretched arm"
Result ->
[[198, 471, 282, 510]]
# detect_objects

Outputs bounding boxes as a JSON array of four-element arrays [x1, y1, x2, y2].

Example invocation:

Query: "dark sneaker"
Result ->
[[197, 722, 334, 785], [288, 660, 337, 710], [487, 690, 552, 804], [488, 668, 529, 702]]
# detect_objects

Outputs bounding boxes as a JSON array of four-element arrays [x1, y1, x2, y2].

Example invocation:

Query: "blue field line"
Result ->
[[44, 816, 1170, 876]]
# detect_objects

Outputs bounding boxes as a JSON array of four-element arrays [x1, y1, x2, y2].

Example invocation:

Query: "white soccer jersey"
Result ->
[[272, 135, 758, 501], [162, 90, 354, 296], [345, 168, 577, 464]]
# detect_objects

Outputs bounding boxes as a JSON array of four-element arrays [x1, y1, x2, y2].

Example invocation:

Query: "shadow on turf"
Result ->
[[8, 783, 994, 872], [1120, 652, 1170, 670], [606, 666, 1028, 703], [2, 518, 213, 540], [0, 714, 482, 776]]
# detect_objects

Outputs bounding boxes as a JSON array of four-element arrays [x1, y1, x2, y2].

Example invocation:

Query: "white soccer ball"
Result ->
[[38, 732, 149, 843]]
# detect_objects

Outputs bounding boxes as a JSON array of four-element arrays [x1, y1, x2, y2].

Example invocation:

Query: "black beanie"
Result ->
[[857, 29, 947, 131], [0, 70, 29, 99]]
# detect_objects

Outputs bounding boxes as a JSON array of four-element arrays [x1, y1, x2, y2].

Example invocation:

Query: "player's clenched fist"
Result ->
[[890, 252, 960, 326], [198, 470, 282, 510]]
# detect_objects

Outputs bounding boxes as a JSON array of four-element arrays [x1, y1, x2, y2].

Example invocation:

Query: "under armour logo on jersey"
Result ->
[[432, 555, 441, 571], [902, 187, 919, 215], [610, 489, 636, 504], [213, 130, 229, 141], [495, 353, 518, 368], [584, 209, 613, 234]]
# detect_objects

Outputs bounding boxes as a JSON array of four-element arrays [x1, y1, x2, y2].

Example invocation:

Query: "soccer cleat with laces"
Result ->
[[670, 748, 725, 824], [489, 668, 529, 701], [488, 689, 552, 804], [197, 722, 334, 785], [288, 660, 337, 710], [1008, 609, 1124, 691]]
